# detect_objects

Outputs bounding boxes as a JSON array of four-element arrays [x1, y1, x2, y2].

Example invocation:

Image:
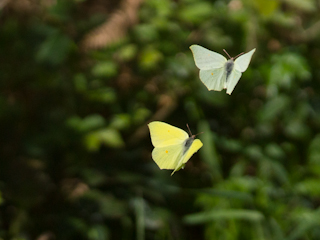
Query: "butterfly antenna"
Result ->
[[223, 49, 232, 59], [186, 123, 192, 136], [234, 52, 244, 59], [194, 132, 204, 137]]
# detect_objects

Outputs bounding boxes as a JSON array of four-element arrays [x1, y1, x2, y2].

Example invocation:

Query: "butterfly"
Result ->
[[190, 45, 256, 95], [148, 121, 203, 175]]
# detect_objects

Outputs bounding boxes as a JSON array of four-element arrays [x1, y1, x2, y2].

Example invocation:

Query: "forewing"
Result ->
[[226, 69, 242, 95], [148, 121, 188, 147], [171, 139, 203, 175], [190, 45, 227, 70], [234, 48, 256, 72], [182, 139, 203, 164], [199, 67, 226, 91], [152, 144, 184, 170]]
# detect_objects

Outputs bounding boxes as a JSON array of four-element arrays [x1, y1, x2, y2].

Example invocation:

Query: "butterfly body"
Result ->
[[225, 59, 235, 81], [148, 121, 203, 175], [190, 45, 255, 95], [183, 136, 195, 154]]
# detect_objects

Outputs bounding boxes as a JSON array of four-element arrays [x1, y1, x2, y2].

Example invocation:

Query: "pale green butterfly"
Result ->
[[190, 45, 256, 95]]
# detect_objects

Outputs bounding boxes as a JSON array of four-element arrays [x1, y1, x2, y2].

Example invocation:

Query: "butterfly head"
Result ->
[[223, 49, 244, 61], [186, 123, 203, 139]]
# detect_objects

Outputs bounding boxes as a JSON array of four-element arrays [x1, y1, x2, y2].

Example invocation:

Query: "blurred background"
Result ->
[[1, 0, 320, 239]]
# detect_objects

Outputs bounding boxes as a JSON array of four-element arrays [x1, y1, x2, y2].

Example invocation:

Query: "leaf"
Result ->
[[85, 128, 124, 151], [259, 95, 290, 122], [73, 74, 87, 92], [184, 209, 264, 224], [133, 108, 151, 124], [245, 145, 264, 160], [295, 179, 320, 197], [134, 24, 159, 42], [284, 119, 311, 140], [84, 190, 127, 217], [288, 210, 320, 240], [308, 134, 320, 165], [265, 143, 285, 160], [283, 0, 316, 12], [178, 2, 213, 24], [258, 158, 288, 184], [253, 0, 279, 16], [197, 188, 253, 202], [268, 52, 311, 93], [67, 114, 106, 132], [109, 114, 131, 130], [139, 46, 163, 70], [116, 44, 138, 61], [86, 88, 116, 103], [198, 120, 222, 179], [88, 225, 109, 240], [92, 61, 118, 78], [36, 31, 74, 65]]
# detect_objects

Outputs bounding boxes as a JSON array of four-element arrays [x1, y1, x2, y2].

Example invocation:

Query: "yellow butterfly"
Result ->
[[148, 121, 203, 175]]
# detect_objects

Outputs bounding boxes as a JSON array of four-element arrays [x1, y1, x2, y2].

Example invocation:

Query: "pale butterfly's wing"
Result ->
[[171, 139, 203, 175], [190, 45, 227, 70], [199, 67, 226, 91], [152, 143, 184, 170], [226, 69, 242, 95], [148, 121, 188, 148], [234, 48, 256, 72]]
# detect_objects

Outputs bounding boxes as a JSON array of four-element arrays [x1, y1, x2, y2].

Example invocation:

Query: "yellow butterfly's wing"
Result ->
[[148, 121, 203, 175], [152, 144, 184, 170], [148, 121, 188, 147], [171, 139, 203, 175], [181, 139, 203, 164]]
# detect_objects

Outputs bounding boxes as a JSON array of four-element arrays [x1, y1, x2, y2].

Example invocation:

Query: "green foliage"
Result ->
[[2, 0, 320, 239]]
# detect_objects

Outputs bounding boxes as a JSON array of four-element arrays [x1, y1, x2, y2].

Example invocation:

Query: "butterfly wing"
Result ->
[[226, 69, 242, 95], [182, 139, 203, 164], [171, 139, 203, 175], [148, 121, 203, 175], [199, 67, 226, 91], [148, 121, 188, 147], [152, 144, 184, 170], [190, 45, 227, 70], [234, 48, 256, 72]]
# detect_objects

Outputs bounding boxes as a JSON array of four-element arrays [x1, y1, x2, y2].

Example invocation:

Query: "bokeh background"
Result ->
[[1, 0, 320, 239]]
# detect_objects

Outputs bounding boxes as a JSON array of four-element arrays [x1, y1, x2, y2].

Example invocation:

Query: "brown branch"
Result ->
[[0, 0, 10, 10], [81, 0, 144, 51]]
